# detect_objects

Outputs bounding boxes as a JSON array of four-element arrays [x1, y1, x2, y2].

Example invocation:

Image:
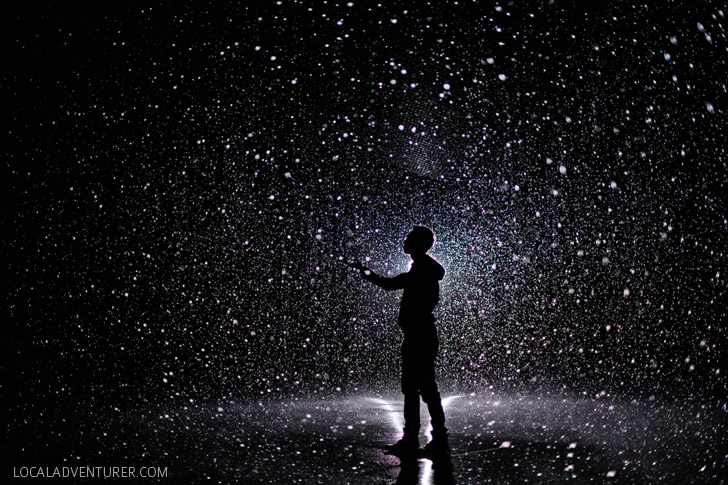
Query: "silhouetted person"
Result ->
[[352, 225, 448, 455]]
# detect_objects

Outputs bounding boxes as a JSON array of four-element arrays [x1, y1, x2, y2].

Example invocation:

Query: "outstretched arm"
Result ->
[[348, 262, 408, 291]]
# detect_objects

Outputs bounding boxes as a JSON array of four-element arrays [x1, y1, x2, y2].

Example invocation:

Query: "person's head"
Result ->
[[403, 225, 436, 256]]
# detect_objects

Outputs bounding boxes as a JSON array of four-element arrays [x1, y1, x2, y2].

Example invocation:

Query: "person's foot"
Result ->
[[384, 434, 419, 456], [423, 431, 450, 457]]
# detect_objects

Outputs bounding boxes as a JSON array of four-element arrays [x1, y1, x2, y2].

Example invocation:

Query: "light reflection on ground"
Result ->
[[9, 390, 726, 483]]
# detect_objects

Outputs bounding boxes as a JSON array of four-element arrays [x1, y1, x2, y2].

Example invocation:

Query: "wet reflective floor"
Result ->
[[7, 390, 727, 483]]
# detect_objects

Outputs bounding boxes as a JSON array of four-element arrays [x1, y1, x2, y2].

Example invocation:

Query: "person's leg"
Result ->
[[403, 388, 421, 434], [420, 335, 448, 453], [386, 340, 419, 454], [423, 392, 445, 429], [421, 362, 446, 436], [401, 339, 421, 433]]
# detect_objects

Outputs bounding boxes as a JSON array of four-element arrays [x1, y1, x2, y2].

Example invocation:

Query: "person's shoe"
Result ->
[[423, 430, 450, 457], [385, 429, 419, 456]]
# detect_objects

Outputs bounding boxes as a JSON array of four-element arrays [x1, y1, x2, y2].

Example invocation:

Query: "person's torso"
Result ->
[[398, 255, 444, 332]]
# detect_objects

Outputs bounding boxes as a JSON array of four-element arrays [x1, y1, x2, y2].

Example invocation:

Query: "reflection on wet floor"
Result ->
[[8, 390, 727, 483], [369, 395, 461, 484]]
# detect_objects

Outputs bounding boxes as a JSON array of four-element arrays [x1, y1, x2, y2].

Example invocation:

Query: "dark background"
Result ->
[[3, 0, 727, 424]]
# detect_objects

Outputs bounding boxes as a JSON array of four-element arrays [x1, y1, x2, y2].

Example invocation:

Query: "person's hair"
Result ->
[[410, 225, 436, 252]]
